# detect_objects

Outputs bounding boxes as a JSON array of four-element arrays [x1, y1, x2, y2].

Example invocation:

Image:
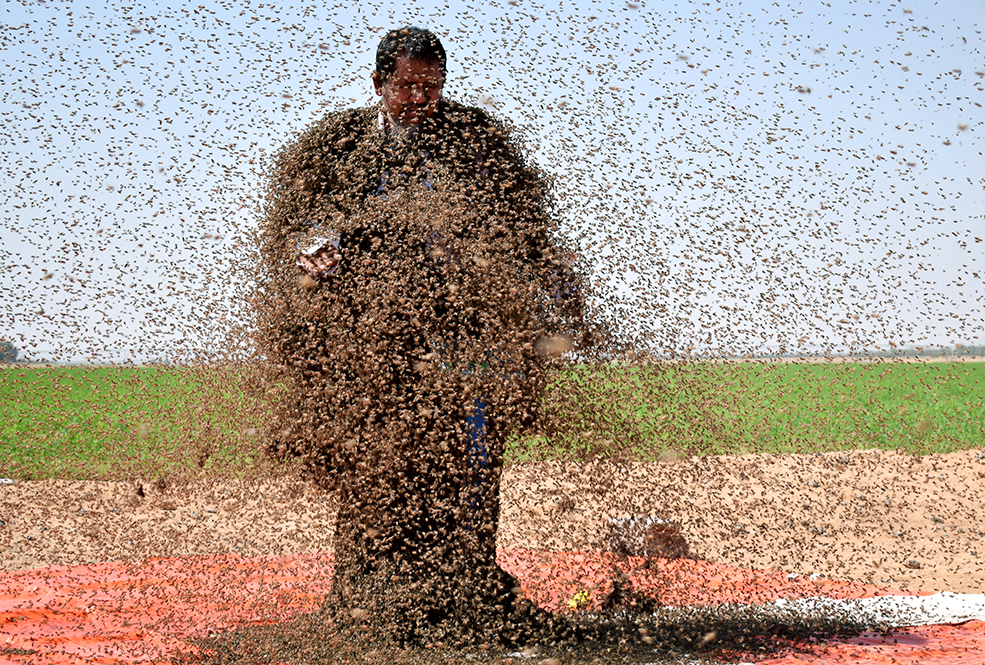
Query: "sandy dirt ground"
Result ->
[[2, 448, 983, 594]]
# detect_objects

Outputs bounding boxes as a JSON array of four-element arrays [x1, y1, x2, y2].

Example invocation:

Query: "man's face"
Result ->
[[373, 54, 444, 128]]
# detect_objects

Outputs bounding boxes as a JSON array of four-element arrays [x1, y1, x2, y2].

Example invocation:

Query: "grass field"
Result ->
[[2, 360, 983, 480], [514, 360, 985, 461], [0, 365, 267, 480]]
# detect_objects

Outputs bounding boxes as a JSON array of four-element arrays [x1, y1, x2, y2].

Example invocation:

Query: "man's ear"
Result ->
[[371, 71, 384, 96]]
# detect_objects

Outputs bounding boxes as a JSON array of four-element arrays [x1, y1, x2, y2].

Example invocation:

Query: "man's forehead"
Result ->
[[391, 55, 443, 79]]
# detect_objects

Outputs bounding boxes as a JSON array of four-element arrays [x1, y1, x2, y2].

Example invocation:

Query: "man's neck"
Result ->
[[378, 108, 420, 139]]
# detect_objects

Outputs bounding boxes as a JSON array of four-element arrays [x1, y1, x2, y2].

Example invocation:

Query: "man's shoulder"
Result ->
[[320, 105, 377, 127], [296, 106, 377, 147], [439, 99, 499, 133], [437, 100, 522, 157]]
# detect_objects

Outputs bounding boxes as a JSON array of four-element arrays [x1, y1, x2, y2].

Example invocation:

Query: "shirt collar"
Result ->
[[377, 105, 426, 140]]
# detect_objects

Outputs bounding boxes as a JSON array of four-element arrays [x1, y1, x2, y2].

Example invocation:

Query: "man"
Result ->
[[294, 29, 447, 278], [257, 26, 582, 643]]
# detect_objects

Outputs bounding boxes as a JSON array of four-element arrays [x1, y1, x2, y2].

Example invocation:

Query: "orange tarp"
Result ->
[[1, 550, 981, 664], [495, 549, 902, 611], [0, 554, 333, 665]]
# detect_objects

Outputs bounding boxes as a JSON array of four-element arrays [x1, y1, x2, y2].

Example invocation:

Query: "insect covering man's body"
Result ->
[[257, 26, 583, 644]]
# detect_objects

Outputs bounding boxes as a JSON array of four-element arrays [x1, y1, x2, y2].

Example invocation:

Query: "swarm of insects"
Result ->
[[2, 1, 983, 664]]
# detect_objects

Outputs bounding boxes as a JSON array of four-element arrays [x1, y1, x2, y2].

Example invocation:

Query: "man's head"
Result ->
[[372, 26, 446, 129]]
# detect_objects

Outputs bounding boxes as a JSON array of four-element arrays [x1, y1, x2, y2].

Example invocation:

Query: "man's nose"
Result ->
[[408, 86, 427, 103]]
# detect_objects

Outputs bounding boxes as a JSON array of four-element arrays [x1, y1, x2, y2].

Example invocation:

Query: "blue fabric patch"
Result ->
[[465, 396, 489, 523]]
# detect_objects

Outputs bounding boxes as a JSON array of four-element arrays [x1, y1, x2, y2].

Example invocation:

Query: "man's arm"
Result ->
[[471, 112, 586, 323], [262, 110, 370, 281]]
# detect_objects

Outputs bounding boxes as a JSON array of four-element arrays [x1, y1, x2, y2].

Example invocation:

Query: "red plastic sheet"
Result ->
[[495, 550, 901, 612], [0, 553, 333, 665], [1, 550, 981, 664]]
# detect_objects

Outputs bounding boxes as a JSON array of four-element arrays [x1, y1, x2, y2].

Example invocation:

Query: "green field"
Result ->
[[0, 365, 269, 480], [2, 361, 983, 480], [513, 360, 985, 461]]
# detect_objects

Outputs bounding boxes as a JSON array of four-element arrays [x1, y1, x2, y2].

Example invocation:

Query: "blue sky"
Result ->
[[1, 0, 982, 362]]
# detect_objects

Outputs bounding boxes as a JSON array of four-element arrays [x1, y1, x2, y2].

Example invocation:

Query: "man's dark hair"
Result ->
[[375, 26, 447, 82]]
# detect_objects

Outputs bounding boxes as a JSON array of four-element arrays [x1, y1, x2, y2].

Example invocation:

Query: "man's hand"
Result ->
[[297, 240, 342, 278]]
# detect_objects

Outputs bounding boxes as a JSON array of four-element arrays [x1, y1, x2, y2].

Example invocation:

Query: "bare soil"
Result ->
[[2, 448, 983, 594]]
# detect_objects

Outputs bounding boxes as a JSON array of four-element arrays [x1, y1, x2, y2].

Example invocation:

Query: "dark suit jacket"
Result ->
[[259, 99, 581, 376]]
